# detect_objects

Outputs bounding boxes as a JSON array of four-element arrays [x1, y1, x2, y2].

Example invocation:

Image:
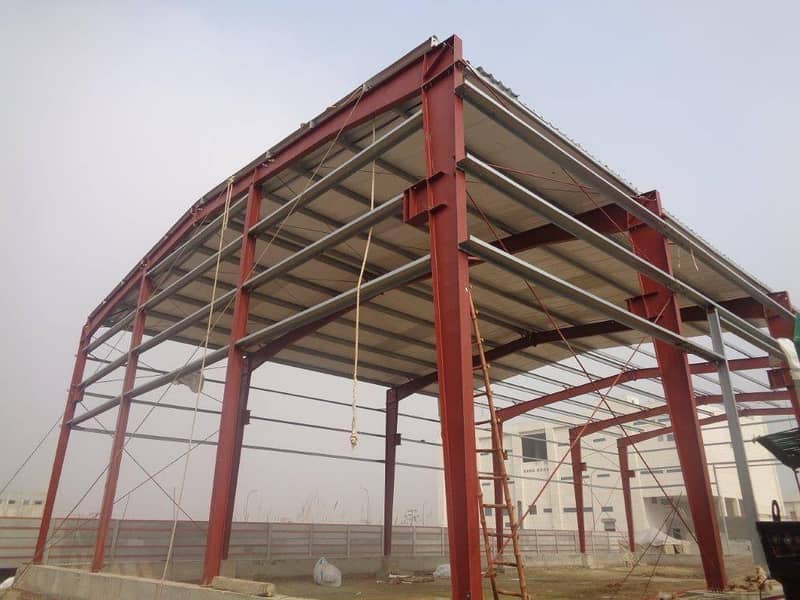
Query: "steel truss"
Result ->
[[35, 35, 799, 598]]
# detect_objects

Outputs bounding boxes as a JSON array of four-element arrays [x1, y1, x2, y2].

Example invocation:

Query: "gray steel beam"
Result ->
[[707, 307, 766, 568], [85, 197, 247, 355], [238, 255, 430, 350], [244, 194, 402, 292], [248, 110, 421, 238], [461, 154, 783, 358], [460, 236, 723, 363], [69, 256, 431, 426], [459, 78, 794, 323]]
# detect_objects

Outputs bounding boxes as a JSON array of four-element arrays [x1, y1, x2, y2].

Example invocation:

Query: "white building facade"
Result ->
[[440, 415, 786, 546]]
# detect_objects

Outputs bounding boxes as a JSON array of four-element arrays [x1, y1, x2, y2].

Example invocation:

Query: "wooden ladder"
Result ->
[[469, 291, 530, 600]]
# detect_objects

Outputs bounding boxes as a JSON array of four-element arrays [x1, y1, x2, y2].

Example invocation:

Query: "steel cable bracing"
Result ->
[[467, 191, 700, 559], [0, 414, 62, 498], [610, 493, 684, 599]]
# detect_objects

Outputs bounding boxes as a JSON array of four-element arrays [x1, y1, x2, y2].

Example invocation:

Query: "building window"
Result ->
[[529, 503, 537, 515], [666, 468, 682, 473], [7, 500, 16, 505], [666, 433, 674, 442], [601, 506, 614, 513], [593, 437, 606, 443], [671, 528, 682, 540], [564, 507, 577, 513], [650, 498, 658, 505], [484, 507, 493, 517], [33, 500, 43, 505], [603, 519, 617, 532], [543, 508, 552, 514], [597, 473, 610, 479], [521, 432, 547, 462]]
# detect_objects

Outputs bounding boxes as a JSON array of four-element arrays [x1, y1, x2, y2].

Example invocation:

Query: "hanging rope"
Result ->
[[160, 176, 234, 583], [350, 121, 376, 449]]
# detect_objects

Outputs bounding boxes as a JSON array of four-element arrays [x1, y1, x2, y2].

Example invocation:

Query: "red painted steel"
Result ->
[[34, 325, 93, 563], [765, 291, 800, 424], [222, 363, 252, 560], [383, 389, 399, 556], [202, 183, 262, 584], [568, 389, 786, 444], [490, 204, 629, 253], [628, 190, 726, 590], [91, 272, 152, 571], [421, 37, 483, 600], [84, 38, 460, 339], [497, 357, 770, 424], [569, 429, 587, 554], [615, 407, 792, 551], [617, 439, 636, 552], [395, 308, 768, 401]]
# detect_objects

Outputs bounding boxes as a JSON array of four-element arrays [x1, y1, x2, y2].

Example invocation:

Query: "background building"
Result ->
[[449, 414, 787, 547], [0, 491, 45, 518]]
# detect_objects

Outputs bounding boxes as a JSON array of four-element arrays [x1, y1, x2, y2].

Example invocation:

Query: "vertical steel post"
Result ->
[[202, 182, 261, 584], [617, 439, 636, 552], [33, 324, 92, 563], [569, 429, 586, 554], [765, 292, 800, 425], [91, 272, 152, 572], [383, 388, 399, 557], [492, 421, 504, 553], [712, 464, 731, 553], [222, 363, 253, 560], [421, 37, 483, 599], [707, 307, 767, 567], [628, 190, 726, 590]]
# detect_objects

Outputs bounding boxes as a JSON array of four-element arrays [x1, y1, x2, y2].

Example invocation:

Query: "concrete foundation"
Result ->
[[13, 565, 309, 600]]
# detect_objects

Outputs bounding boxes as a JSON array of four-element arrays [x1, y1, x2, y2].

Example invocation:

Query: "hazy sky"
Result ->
[[1, 1, 798, 526]]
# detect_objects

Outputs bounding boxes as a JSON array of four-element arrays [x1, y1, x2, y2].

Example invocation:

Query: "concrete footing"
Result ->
[[13, 565, 308, 600]]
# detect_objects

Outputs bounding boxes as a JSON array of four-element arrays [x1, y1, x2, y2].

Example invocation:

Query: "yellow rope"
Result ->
[[160, 177, 234, 585], [350, 122, 376, 449]]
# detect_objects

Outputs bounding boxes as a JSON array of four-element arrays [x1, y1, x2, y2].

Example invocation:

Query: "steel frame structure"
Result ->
[[35, 36, 798, 597]]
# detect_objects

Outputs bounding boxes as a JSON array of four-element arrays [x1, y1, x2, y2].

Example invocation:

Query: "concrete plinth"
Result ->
[[13, 565, 307, 600]]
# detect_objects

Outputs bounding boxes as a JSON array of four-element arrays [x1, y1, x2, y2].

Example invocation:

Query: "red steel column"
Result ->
[[222, 362, 253, 559], [383, 389, 400, 556], [91, 271, 152, 571], [617, 439, 636, 552], [569, 429, 587, 554], [628, 190, 726, 590], [765, 291, 800, 425], [492, 421, 504, 553], [33, 324, 92, 563], [202, 181, 261, 584], [422, 37, 483, 599]]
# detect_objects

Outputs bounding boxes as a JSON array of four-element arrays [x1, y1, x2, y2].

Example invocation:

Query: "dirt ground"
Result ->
[[271, 556, 757, 600], [1, 556, 765, 600]]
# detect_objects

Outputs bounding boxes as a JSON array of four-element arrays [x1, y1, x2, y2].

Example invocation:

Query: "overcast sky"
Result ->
[[1, 1, 798, 527]]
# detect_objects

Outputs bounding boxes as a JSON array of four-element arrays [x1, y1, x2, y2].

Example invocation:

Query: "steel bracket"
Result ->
[[767, 368, 793, 390], [402, 172, 446, 227], [626, 291, 662, 320]]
